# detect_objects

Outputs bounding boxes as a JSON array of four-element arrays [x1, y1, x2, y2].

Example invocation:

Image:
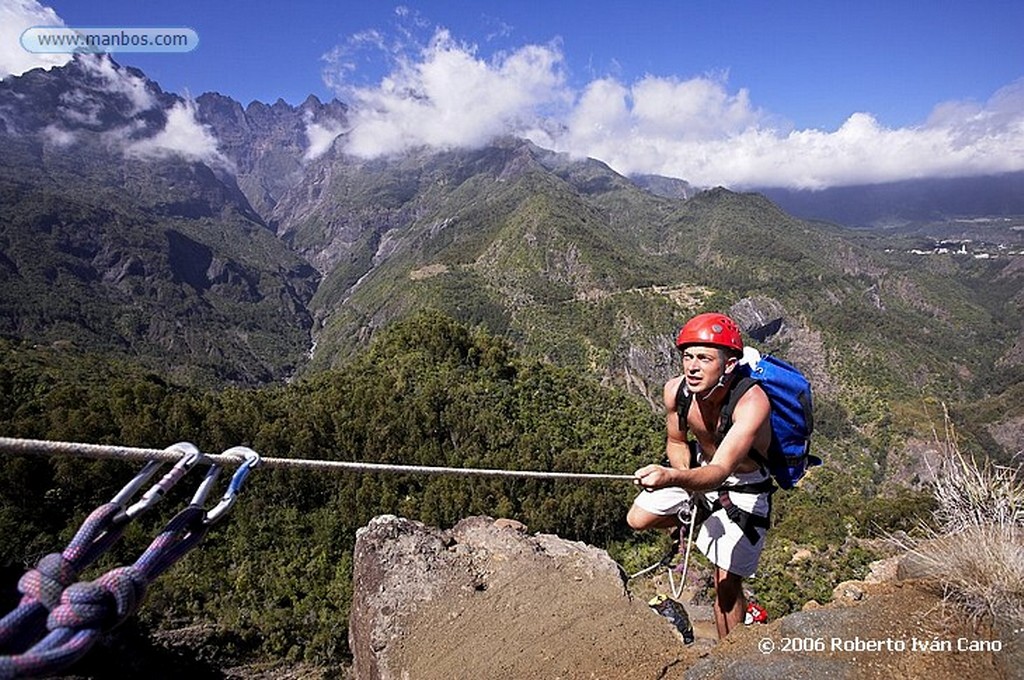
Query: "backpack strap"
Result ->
[[716, 376, 756, 441], [675, 374, 759, 447], [718, 376, 775, 474], [674, 379, 692, 435]]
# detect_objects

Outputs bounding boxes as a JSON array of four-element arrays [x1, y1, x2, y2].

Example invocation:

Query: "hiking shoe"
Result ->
[[648, 594, 695, 644]]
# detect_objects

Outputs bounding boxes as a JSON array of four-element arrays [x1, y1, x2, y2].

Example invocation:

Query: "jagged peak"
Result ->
[[0, 53, 180, 141]]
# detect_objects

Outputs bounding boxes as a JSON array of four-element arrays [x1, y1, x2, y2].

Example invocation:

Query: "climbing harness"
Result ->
[[0, 443, 261, 679], [692, 482, 774, 546]]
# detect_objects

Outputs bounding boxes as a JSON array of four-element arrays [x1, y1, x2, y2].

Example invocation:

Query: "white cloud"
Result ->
[[630, 74, 760, 140], [78, 53, 156, 113], [555, 74, 766, 180], [322, 24, 1024, 189], [40, 122, 74, 146], [0, 0, 71, 79], [303, 117, 347, 161], [632, 84, 1024, 189], [41, 55, 157, 134], [338, 29, 570, 158], [125, 99, 229, 167]]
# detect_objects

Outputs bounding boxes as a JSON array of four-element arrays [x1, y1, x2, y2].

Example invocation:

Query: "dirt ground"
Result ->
[[688, 580, 1016, 680], [387, 571, 1017, 679], [387, 555, 690, 679]]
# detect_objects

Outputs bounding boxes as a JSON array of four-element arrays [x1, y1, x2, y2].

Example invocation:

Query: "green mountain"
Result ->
[[275, 137, 1023, 464], [0, 58, 319, 385], [1, 57, 1022, 465]]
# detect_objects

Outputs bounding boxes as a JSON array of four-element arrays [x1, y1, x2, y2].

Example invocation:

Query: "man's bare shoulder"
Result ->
[[663, 375, 685, 411], [733, 381, 771, 421]]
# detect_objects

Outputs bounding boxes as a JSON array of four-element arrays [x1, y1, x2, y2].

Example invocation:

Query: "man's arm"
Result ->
[[635, 384, 770, 492]]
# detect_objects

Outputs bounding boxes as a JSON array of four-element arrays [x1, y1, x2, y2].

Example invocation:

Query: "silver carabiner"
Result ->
[[203, 446, 260, 525], [124, 442, 207, 519], [109, 460, 163, 509]]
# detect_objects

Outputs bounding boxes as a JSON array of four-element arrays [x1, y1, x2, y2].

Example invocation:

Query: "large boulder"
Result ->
[[350, 516, 1020, 680], [349, 515, 686, 679]]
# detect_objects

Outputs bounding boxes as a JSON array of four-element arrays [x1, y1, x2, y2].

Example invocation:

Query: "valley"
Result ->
[[0, 55, 1021, 674]]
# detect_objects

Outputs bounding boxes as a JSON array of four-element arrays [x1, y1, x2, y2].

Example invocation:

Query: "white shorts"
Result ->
[[631, 483, 768, 578], [631, 487, 691, 516], [693, 506, 767, 578]]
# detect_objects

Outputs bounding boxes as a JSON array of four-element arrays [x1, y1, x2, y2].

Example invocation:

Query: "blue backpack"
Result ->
[[675, 350, 819, 490]]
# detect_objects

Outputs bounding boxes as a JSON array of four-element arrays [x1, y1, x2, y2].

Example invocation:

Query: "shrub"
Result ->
[[895, 413, 1024, 628]]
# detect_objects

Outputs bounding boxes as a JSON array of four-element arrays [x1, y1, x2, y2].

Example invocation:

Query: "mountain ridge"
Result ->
[[753, 171, 1024, 229], [0, 56, 1021, 459], [0, 57, 320, 385]]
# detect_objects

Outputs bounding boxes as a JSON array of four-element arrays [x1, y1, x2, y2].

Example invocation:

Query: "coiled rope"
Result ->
[[0, 437, 635, 482], [0, 442, 261, 679]]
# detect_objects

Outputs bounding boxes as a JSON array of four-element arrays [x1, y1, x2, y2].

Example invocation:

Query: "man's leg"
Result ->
[[712, 567, 747, 639], [627, 487, 691, 531], [626, 504, 680, 530]]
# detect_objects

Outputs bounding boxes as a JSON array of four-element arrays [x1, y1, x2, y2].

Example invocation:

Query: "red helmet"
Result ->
[[675, 313, 743, 351]]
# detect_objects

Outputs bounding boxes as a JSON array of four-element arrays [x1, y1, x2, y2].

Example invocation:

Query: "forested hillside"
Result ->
[[1, 56, 1022, 673], [0, 313, 920, 669]]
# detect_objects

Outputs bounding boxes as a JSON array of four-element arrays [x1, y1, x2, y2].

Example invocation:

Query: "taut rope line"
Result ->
[[0, 437, 634, 482]]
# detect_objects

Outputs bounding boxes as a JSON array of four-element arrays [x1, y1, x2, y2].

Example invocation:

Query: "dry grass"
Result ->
[[929, 416, 1024, 531], [898, 524, 1024, 627], [894, 412, 1024, 628]]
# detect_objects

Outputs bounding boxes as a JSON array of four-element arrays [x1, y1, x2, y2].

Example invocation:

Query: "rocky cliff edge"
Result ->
[[350, 515, 1021, 680]]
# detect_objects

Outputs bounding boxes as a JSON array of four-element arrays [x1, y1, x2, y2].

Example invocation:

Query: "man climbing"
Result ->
[[628, 312, 774, 639]]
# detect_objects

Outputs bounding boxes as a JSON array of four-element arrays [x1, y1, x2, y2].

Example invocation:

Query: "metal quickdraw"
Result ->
[[0, 445, 261, 679], [204, 446, 261, 525], [0, 443, 202, 656]]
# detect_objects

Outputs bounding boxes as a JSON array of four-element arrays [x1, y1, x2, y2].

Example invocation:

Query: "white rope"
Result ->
[[669, 508, 697, 599], [627, 559, 665, 581], [0, 437, 635, 482]]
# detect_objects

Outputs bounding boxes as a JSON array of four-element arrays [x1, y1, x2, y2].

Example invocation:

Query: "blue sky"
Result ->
[[3, 0, 1023, 189]]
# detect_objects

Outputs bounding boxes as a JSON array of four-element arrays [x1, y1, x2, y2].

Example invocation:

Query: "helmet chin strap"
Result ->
[[699, 374, 728, 401]]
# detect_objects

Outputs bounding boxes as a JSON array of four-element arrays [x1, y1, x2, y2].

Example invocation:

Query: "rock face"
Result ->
[[349, 515, 686, 680], [728, 296, 788, 343], [351, 516, 1021, 680], [194, 92, 348, 218]]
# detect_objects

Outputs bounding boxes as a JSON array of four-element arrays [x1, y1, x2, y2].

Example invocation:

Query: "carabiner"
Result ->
[[109, 460, 163, 509], [190, 464, 223, 507], [203, 446, 260, 525], [124, 442, 207, 519]]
